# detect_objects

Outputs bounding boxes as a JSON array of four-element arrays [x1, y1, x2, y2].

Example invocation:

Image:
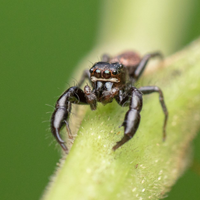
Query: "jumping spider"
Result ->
[[51, 51, 168, 154]]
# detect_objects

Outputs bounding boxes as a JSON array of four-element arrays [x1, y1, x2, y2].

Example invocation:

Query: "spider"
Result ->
[[51, 51, 168, 154]]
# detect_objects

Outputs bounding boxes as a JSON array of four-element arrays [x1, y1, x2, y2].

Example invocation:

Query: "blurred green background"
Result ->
[[0, 1, 200, 199]]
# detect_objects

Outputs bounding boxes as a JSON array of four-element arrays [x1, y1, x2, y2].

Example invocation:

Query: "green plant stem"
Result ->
[[96, 0, 195, 55], [42, 38, 200, 200], [42, 1, 200, 199]]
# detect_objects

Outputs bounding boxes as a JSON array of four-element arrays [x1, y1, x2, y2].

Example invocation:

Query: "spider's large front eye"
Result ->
[[103, 70, 111, 79], [94, 69, 101, 78]]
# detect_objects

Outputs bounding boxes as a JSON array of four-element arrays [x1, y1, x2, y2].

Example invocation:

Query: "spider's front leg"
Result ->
[[51, 86, 97, 154], [113, 87, 143, 150]]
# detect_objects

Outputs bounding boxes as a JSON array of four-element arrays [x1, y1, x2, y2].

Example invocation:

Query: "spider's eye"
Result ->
[[112, 70, 117, 75], [94, 69, 101, 78], [103, 70, 111, 79], [118, 64, 123, 69], [89, 68, 94, 73]]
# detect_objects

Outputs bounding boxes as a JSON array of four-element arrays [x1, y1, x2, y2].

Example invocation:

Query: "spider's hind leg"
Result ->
[[139, 86, 168, 141], [132, 52, 163, 82]]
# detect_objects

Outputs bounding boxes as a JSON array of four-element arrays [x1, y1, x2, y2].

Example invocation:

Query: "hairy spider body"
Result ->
[[51, 51, 168, 154]]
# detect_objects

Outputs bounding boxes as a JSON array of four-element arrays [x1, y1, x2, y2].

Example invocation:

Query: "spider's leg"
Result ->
[[77, 69, 91, 87], [139, 86, 168, 141], [133, 52, 163, 82], [64, 120, 73, 139], [51, 86, 96, 154], [113, 87, 143, 150], [101, 53, 111, 62]]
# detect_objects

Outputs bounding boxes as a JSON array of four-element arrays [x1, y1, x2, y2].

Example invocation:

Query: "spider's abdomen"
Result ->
[[110, 51, 141, 67]]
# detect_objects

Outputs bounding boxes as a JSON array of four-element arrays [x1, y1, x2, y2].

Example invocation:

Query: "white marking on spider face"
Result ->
[[91, 76, 120, 83]]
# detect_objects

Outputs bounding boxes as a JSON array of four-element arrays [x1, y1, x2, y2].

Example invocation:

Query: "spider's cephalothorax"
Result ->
[[51, 51, 168, 154]]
